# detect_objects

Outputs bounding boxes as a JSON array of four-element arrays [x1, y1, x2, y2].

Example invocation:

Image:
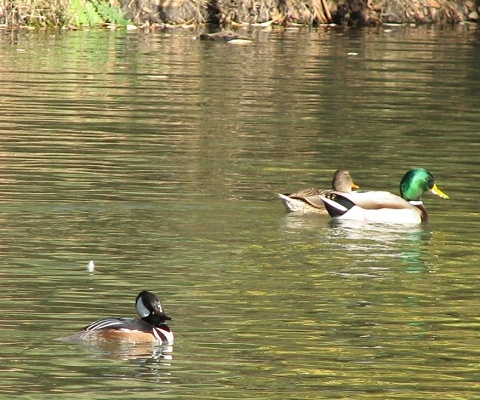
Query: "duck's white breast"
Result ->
[[338, 206, 422, 224]]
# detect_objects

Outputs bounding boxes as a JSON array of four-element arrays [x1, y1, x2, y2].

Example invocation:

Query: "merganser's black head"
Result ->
[[136, 290, 172, 326]]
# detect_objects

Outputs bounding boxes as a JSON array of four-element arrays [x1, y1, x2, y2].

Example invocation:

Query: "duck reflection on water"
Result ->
[[328, 218, 434, 273]]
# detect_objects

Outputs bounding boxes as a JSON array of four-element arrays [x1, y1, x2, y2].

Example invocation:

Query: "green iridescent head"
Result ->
[[400, 168, 449, 201]]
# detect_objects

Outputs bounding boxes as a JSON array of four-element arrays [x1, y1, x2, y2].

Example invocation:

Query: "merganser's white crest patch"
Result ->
[[136, 296, 150, 318]]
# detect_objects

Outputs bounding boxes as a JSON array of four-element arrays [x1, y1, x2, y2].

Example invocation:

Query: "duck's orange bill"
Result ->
[[351, 182, 360, 190], [430, 184, 449, 199]]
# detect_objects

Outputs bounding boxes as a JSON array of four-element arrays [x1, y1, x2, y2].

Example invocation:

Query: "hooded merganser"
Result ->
[[59, 291, 174, 344]]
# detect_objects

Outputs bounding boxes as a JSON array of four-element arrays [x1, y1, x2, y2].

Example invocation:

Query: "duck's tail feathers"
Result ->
[[276, 193, 300, 212], [276, 193, 290, 203], [276, 193, 309, 212], [276, 193, 294, 208]]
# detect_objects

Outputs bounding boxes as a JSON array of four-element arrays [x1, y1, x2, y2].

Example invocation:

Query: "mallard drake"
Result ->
[[277, 169, 359, 214], [319, 168, 449, 224]]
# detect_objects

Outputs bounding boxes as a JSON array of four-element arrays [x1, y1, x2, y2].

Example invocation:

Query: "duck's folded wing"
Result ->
[[332, 191, 413, 210], [289, 187, 328, 197], [85, 317, 131, 331], [298, 194, 330, 208]]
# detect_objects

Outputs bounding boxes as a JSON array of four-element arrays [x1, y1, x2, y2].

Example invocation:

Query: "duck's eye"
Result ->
[[426, 177, 434, 189]]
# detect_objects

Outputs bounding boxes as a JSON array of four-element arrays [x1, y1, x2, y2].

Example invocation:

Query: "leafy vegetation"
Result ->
[[0, 0, 131, 28], [68, 0, 131, 27]]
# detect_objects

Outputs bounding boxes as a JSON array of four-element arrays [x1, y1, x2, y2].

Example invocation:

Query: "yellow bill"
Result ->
[[430, 183, 449, 199]]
